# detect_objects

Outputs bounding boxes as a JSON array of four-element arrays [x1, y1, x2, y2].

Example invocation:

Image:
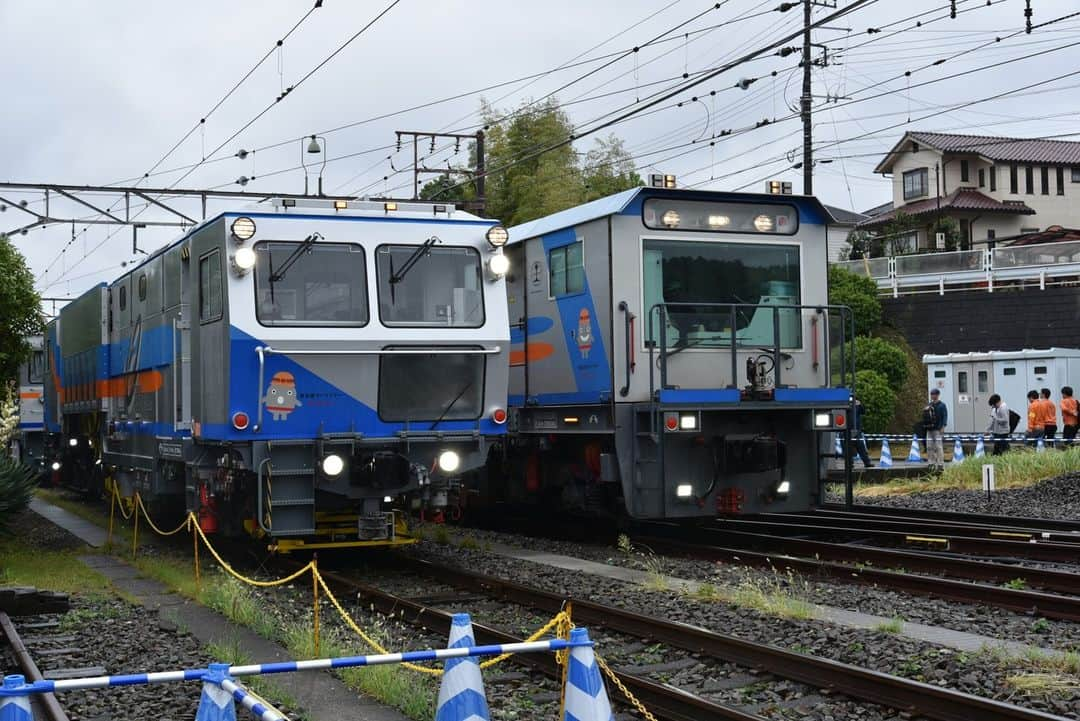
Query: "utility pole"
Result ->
[[801, 0, 813, 196], [394, 130, 486, 213]]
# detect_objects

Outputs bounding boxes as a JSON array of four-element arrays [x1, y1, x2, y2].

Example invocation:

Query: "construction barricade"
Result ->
[[0, 618, 608, 721]]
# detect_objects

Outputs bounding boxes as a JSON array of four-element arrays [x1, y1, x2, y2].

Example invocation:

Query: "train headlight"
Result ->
[[233, 247, 257, 271], [753, 214, 774, 232], [68, 437, 78, 447], [486, 225, 509, 248], [661, 210, 680, 228], [51, 461, 61, 471], [676, 484, 693, 498], [708, 214, 730, 228], [231, 217, 256, 241], [776, 481, 790, 495], [321, 454, 345, 477], [437, 450, 461, 473], [814, 413, 832, 428], [679, 414, 697, 430], [489, 252, 510, 276]]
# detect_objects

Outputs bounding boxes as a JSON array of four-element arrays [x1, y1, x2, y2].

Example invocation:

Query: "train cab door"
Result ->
[[953, 364, 974, 435], [174, 246, 193, 430]]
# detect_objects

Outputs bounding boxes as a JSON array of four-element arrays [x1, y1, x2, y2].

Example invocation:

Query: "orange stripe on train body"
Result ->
[[509, 342, 555, 367]]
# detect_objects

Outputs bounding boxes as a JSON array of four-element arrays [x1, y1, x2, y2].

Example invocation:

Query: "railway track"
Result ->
[[817, 504, 1080, 535], [0, 611, 70, 721], [284, 555, 1073, 721]]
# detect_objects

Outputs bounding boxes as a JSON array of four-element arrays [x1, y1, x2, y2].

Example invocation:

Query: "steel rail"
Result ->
[[761, 511, 1080, 545], [710, 519, 1080, 563], [0, 612, 70, 721], [815, 504, 1080, 535], [303, 564, 765, 721], [633, 530, 1080, 621], [390, 556, 1069, 721]]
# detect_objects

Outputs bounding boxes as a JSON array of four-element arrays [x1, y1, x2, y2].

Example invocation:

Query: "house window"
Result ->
[[548, 241, 585, 298], [199, 251, 223, 323], [978, 168, 985, 188], [1009, 165, 1018, 194], [902, 168, 929, 200], [1057, 167, 1065, 195], [1025, 166, 1034, 194], [1041, 167, 1049, 195], [989, 165, 996, 192], [960, 160, 969, 182], [1073, 168, 1080, 182], [911, 141, 920, 153]]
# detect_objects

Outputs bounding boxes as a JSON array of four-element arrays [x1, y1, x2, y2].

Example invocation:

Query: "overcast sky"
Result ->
[[3, 0, 1078, 304]]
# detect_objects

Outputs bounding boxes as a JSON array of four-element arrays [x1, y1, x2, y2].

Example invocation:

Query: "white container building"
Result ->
[[923, 349, 1080, 434]]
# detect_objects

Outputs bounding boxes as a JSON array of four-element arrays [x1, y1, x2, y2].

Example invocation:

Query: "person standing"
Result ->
[[1026, 390, 1045, 446], [986, 394, 1010, 455], [924, 388, 948, 471], [1061, 386, 1078, 444], [1041, 388, 1058, 447]]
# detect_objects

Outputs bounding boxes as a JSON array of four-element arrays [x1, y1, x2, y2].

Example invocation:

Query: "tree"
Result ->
[[844, 229, 882, 260], [854, 369, 897, 434], [853, 336, 908, 390], [828, 265, 881, 336], [0, 235, 42, 385], [929, 216, 962, 251], [877, 211, 920, 256], [582, 135, 643, 202]]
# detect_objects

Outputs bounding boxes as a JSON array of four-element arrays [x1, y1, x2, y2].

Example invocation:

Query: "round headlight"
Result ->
[[708, 214, 730, 228], [486, 225, 509, 247], [437, 450, 461, 473], [489, 253, 510, 276], [753, 214, 774, 232], [51, 461, 61, 471], [68, 437, 78, 447], [231, 217, 256, 241], [234, 247, 256, 270], [661, 210, 680, 228], [322, 454, 345, 477]]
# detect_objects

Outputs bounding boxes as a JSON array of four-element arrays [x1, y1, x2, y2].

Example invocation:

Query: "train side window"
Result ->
[[957, 371, 968, 393], [199, 250, 223, 323], [1003, 367, 1016, 376], [977, 370, 988, 393], [119, 286, 127, 311], [28, 351, 44, 383], [138, 274, 147, 302], [933, 370, 946, 378], [1033, 365, 1048, 375], [548, 241, 584, 298]]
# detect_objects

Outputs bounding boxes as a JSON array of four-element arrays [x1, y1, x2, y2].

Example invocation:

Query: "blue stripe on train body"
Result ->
[[538, 227, 611, 405]]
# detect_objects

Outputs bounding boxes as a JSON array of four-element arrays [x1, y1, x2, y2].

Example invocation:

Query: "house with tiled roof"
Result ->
[[857, 131, 1080, 252]]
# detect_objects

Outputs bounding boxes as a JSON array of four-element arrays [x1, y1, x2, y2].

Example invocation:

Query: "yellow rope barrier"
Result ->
[[107, 478, 135, 520], [191, 520, 315, 588], [595, 654, 659, 721], [135, 493, 191, 536]]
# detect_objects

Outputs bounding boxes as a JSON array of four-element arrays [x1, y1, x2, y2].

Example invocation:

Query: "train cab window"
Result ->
[[642, 239, 802, 348], [119, 286, 127, 311], [548, 241, 584, 298], [138, 274, 147, 302], [28, 351, 44, 384], [376, 245, 482, 327], [199, 251, 223, 323], [254, 241, 368, 326]]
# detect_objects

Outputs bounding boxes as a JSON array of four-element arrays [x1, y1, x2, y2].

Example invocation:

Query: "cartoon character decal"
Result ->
[[265, 371, 302, 420], [576, 308, 593, 359]]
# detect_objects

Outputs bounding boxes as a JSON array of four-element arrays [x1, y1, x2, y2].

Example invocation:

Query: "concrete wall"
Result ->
[[882, 285, 1080, 357]]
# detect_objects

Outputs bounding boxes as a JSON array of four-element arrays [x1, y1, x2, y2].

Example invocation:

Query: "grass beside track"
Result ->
[[853, 446, 1080, 497]]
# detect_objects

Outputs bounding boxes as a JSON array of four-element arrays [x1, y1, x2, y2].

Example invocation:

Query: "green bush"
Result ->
[[828, 266, 882, 336], [0, 457, 39, 532], [854, 369, 896, 434], [854, 336, 909, 390]]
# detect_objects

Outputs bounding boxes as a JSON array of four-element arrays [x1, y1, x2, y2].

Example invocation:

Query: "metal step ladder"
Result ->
[[259, 444, 316, 536]]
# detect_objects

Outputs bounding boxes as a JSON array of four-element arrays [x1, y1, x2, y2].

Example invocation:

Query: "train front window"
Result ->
[[643, 239, 802, 349], [28, 351, 44, 384], [378, 349, 484, 422], [254, 242, 368, 326], [376, 245, 484, 327]]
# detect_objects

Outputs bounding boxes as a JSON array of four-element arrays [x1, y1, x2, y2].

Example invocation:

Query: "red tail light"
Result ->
[[232, 411, 250, 430], [492, 408, 507, 424]]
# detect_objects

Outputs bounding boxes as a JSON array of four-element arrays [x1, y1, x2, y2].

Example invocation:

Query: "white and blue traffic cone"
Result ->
[[1, 675, 33, 721], [195, 663, 238, 721], [436, 613, 490, 721], [563, 628, 614, 721], [975, 437, 986, 458], [952, 438, 965, 464], [833, 433, 843, 458], [878, 438, 893, 469], [907, 435, 922, 463], [1037, 436, 1046, 453]]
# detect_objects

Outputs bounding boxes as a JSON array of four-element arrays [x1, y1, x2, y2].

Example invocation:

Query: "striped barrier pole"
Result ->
[[0, 675, 32, 721], [219, 678, 286, 721]]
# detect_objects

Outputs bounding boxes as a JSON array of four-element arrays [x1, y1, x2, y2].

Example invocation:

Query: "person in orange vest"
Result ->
[[1060, 386, 1078, 444], [1026, 390, 1044, 447], [1040, 388, 1058, 447]]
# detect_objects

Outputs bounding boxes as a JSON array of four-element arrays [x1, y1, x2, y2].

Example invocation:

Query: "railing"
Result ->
[[644, 302, 855, 403], [836, 239, 1080, 296]]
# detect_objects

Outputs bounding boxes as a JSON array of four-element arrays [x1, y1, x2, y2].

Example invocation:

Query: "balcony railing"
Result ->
[[835, 240, 1080, 295]]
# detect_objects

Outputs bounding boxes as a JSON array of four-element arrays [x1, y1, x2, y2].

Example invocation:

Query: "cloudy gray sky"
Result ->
[[3, 0, 1078, 303]]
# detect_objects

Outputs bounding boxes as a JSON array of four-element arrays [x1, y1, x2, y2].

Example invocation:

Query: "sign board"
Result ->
[[981, 464, 995, 495]]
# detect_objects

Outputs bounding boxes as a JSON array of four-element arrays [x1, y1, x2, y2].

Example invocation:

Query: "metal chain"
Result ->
[[595, 654, 659, 721]]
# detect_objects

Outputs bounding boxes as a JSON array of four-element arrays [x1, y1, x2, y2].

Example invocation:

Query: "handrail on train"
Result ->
[[643, 302, 855, 404]]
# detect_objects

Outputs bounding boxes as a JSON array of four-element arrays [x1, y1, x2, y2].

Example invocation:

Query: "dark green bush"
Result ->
[[854, 369, 896, 434], [0, 457, 39, 533], [854, 336, 909, 390], [829, 266, 882, 336]]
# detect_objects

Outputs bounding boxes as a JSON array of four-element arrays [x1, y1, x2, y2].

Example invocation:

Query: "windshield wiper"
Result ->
[[389, 236, 440, 286], [269, 232, 323, 282], [430, 378, 474, 431]]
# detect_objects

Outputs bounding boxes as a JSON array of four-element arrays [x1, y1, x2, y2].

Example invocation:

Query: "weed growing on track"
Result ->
[[875, 616, 904, 634], [1004, 578, 1029, 590], [855, 446, 1080, 496], [616, 534, 670, 590], [685, 568, 817, 620], [982, 644, 1080, 697]]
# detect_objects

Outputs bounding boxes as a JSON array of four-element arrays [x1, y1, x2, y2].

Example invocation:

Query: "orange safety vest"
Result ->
[[1040, 399, 1058, 427], [1028, 401, 1044, 430], [1062, 397, 1079, 426]]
